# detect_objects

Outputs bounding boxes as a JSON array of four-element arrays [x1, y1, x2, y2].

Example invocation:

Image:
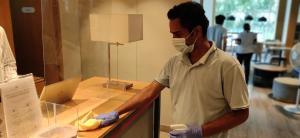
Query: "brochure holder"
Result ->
[[0, 74, 78, 138], [0, 74, 43, 138]]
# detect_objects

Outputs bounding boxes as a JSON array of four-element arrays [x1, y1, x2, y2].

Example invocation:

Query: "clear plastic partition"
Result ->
[[40, 1, 179, 134], [31, 101, 78, 138], [41, 0, 83, 85], [41, 0, 153, 85]]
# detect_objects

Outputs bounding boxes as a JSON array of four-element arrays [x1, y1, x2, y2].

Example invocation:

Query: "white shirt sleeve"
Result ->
[[223, 29, 227, 38], [0, 27, 18, 80], [222, 61, 249, 110]]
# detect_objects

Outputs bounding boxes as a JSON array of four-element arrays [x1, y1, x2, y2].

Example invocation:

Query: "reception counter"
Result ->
[[59, 77, 160, 138]]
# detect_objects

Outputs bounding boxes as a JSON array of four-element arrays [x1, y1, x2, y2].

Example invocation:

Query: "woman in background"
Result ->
[[236, 23, 257, 84]]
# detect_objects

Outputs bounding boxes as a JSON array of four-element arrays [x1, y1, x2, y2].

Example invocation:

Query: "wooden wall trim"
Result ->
[[0, 0, 15, 55], [275, 0, 287, 40], [285, 0, 300, 48], [42, 0, 64, 84]]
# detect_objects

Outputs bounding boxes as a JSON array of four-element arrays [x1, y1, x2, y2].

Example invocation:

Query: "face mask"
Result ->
[[172, 31, 197, 54]]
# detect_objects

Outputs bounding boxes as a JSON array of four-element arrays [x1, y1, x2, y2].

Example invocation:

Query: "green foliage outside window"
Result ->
[[215, 0, 279, 42]]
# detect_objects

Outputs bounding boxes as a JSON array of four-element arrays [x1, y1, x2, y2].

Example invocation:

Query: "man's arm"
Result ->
[[202, 108, 249, 137], [222, 36, 227, 51], [116, 81, 165, 115], [95, 81, 165, 127]]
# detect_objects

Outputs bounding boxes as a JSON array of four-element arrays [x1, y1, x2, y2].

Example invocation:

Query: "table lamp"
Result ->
[[89, 13, 143, 90]]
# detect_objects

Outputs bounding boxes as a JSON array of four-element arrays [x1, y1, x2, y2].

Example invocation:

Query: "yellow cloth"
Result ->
[[75, 111, 102, 131]]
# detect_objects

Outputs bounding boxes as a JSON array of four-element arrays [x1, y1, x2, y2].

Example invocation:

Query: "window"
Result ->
[[215, 0, 279, 42]]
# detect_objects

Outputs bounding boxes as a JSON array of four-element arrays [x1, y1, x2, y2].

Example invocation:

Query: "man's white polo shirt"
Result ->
[[155, 43, 249, 138]]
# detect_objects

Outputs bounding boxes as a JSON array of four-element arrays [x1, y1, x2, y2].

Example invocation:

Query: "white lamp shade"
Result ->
[[90, 14, 143, 43]]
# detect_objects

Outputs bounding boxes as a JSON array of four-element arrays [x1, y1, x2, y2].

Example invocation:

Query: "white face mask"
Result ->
[[172, 31, 197, 54]]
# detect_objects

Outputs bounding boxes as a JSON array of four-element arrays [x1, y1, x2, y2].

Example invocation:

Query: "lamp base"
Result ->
[[102, 80, 133, 90], [283, 105, 300, 114]]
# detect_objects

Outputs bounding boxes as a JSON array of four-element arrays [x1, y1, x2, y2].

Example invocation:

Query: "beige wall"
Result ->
[[79, 0, 111, 79]]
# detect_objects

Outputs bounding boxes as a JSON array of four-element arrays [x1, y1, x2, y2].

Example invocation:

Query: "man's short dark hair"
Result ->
[[215, 15, 226, 25], [243, 23, 250, 31], [167, 2, 209, 37]]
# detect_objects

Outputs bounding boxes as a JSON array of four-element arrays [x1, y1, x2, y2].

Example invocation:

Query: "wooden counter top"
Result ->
[[64, 77, 149, 138]]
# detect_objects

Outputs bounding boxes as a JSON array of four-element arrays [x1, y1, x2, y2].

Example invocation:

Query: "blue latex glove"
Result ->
[[169, 124, 202, 138], [95, 111, 119, 127]]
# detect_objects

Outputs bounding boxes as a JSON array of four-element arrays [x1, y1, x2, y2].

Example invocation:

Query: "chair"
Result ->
[[272, 77, 299, 103], [253, 42, 263, 62], [263, 39, 282, 63]]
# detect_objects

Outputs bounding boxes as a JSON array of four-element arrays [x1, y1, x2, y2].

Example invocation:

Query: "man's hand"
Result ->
[[169, 124, 202, 138], [95, 111, 119, 127]]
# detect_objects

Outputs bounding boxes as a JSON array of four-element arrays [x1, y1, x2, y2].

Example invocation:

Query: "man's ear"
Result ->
[[194, 25, 203, 38]]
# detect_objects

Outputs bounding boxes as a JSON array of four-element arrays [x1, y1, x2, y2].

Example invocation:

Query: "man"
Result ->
[[207, 15, 227, 51], [0, 26, 17, 81], [97, 2, 249, 138], [236, 23, 257, 84]]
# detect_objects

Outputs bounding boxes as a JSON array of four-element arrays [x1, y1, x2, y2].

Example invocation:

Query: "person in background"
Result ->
[[207, 14, 227, 51], [96, 2, 249, 138], [236, 23, 257, 84], [0, 26, 17, 81]]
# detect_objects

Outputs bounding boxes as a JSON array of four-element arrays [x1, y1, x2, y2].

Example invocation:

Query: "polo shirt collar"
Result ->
[[181, 42, 217, 66]]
